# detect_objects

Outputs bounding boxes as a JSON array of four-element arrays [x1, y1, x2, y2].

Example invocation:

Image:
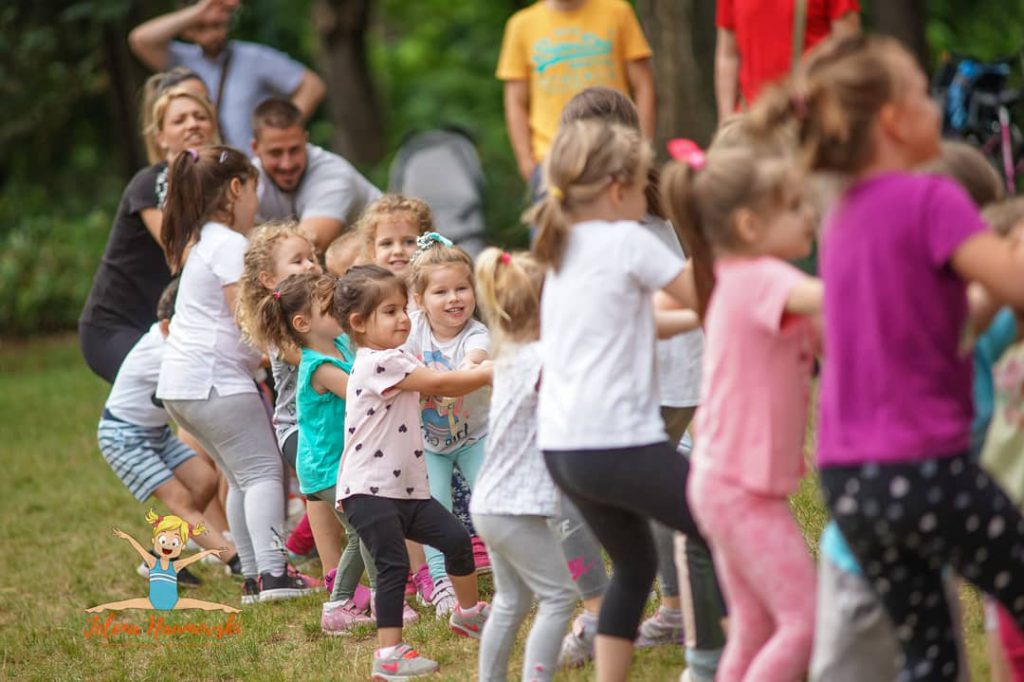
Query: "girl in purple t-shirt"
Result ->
[[664, 143, 823, 681], [757, 34, 1024, 681], [332, 265, 493, 680]]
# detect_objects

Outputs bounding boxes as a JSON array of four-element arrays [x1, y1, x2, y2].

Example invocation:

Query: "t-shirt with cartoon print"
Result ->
[[403, 310, 491, 455], [336, 347, 432, 506]]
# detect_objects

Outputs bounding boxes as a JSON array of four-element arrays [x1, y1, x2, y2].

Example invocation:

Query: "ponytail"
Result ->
[[661, 162, 716, 318], [527, 120, 652, 270], [474, 247, 544, 349], [161, 145, 258, 273]]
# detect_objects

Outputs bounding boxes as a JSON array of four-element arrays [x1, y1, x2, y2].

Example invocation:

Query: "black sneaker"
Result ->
[[258, 570, 310, 603], [241, 578, 260, 606], [225, 554, 243, 577]]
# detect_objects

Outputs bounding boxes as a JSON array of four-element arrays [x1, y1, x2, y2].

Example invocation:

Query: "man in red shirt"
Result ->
[[715, 0, 860, 121]]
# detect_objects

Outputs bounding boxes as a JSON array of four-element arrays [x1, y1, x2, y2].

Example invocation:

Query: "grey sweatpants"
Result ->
[[473, 514, 576, 682], [165, 388, 285, 578]]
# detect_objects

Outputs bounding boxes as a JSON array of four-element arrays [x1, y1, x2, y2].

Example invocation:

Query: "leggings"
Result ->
[[473, 514, 576, 682], [344, 494, 474, 628], [307, 485, 377, 600], [544, 443, 721, 641], [79, 321, 145, 384], [424, 439, 486, 582], [165, 389, 286, 578], [690, 468, 816, 681], [821, 452, 1024, 682]]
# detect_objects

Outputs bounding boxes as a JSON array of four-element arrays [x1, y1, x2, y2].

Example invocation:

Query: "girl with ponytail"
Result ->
[[469, 248, 576, 682], [751, 34, 1024, 682], [529, 118, 703, 681], [157, 145, 311, 605]]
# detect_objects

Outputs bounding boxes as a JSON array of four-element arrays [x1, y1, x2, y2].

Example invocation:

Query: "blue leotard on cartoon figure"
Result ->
[[148, 558, 179, 610]]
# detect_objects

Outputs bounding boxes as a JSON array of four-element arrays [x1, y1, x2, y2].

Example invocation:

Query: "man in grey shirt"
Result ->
[[251, 98, 382, 251], [129, 0, 325, 149]]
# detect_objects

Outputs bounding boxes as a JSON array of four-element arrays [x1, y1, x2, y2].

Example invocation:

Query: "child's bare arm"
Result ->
[[785, 277, 824, 316], [312, 363, 350, 400], [396, 365, 492, 397]]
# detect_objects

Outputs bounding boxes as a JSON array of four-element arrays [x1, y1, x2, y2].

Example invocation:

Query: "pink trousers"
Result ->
[[689, 468, 816, 682]]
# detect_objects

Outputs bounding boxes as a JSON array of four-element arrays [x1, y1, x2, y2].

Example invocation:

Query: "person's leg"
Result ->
[[177, 427, 230, 535], [306, 499, 342, 578], [474, 514, 533, 682], [550, 497, 609, 605], [167, 392, 286, 576], [809, 554, 899, 682], [477, 513, 576, 682], [307, 486, 375, 602], [423, 450, 456, 583], [343, 495, 411, 645], [406, 498, 477, 609]]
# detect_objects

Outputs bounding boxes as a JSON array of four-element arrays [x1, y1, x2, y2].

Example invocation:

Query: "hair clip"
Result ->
[[667, 139, 706, 171], [548, 186, 565, 202], [186, 148, 199, 163], [273, 290, 281, 300], [499, 251, 512, 265], [416, 232, 454, 254], [218, 150, 229, 164]]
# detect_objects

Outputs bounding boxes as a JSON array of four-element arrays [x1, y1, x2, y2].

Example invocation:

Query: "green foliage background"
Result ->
[[3, 0, 1024, 334]]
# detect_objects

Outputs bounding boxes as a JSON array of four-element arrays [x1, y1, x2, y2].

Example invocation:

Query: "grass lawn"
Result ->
[[0, 335, 991, 680]]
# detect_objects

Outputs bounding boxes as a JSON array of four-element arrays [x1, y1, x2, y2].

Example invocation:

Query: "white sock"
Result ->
[[658, 606, 683, 622], [376, 644, 401, 658]]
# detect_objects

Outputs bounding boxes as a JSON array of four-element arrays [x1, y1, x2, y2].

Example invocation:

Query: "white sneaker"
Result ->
[[431, 577, 458, 618]]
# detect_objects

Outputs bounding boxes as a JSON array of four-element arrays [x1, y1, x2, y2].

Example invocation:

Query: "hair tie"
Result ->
[[273, 290, 281, 300], [548, 186, 565, 202], [186, 148, 199, 163], [218, 150, 229, 164], [667, 139, 706, 171], [790, 92, 808, 120], [415, 232, 454, 257], [499, 251, 512, 265]]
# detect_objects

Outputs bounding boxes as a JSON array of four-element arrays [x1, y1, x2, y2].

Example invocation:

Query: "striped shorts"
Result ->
[[97, 418, 195, 502]]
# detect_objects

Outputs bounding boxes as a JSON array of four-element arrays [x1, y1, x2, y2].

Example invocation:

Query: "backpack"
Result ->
[[388, 128, 488, 256]]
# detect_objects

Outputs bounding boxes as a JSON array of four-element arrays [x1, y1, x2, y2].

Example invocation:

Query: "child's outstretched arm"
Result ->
[[312, 364, 350, 399], [785, 277, 824, 316], [174, 547, 228, 572], [953, 232, 1024, 307], [397, 364, 492, 397], [113, 528, 155, 568], [653, 262, 701, 338]]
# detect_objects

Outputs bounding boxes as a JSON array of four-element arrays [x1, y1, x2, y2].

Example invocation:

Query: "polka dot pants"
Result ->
[[821, 453, 1024, 682]]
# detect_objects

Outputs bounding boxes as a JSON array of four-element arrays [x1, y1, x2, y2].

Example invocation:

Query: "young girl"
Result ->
[[236, 222, 346, 584], [470, 248, 576, 682], [405, 233, 492, 617], [663, 144, 821, 681], [529, 118, 705, 682], [355, 196, 482, 601], [757, 35, 1024, 681], [156, 146, 309, 604], [333, 265, 492, 680]]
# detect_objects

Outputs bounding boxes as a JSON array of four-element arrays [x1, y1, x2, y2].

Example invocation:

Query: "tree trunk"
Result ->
[[313, 0, 386, 165], [635, 0, 717, 158], [873, 0, 928, 68], [103, 20, 149, 177]]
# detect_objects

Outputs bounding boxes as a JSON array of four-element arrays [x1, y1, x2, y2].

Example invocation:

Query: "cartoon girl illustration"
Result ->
[[86, 510, 238, 613]]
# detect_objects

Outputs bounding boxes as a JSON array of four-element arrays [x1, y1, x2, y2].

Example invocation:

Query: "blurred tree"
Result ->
[[873, 0, 928, 67], [636, 0, 717, 151], [314, 0, 386, 164]]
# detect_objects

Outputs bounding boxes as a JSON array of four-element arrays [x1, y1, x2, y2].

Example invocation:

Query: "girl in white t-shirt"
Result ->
[[156, 146, 309, 605], [528, 120, 711, 680], [404, 233, 492, 616], [333, 264, 492, 679]]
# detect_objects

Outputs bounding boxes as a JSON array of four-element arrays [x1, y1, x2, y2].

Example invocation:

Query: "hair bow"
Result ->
[[416, 232, 454, 253], [499, 251, 512, 265], [667, 139, 706, 171]]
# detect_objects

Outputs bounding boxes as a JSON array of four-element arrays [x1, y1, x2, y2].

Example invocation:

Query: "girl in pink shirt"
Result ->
[[332, 264, 493, 680], [756, 35, 1024, 681], [664, 143, 822, 682]]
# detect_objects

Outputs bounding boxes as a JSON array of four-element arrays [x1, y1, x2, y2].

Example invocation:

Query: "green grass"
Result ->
[[0, 336, 990, 680]]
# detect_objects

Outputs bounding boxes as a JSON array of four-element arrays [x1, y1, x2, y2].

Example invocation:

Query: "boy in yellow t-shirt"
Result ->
[[496, 0, 655, 185]]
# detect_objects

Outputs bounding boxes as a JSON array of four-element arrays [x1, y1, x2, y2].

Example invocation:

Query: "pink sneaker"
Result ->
[[405, 572, 416, 597], [324, 568, 337, 595], [412, 564, 434, 606], [353, 583, 372, 612], [321, 599, 373, 635], [369, 592, 420, 624], [472, 536, 491, 574]]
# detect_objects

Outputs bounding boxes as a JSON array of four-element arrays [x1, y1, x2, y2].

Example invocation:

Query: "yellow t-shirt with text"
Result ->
[[496, 0, 652, 160]]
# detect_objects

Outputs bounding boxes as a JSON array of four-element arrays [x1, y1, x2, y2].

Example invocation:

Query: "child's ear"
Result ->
[[413, 291, 424, 308], [292, 313, 312, 334], [258, 271, 275, 290], [733, 208, 760, 244], [349, 312, 367, 335], [229, 176, 243, 198]]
